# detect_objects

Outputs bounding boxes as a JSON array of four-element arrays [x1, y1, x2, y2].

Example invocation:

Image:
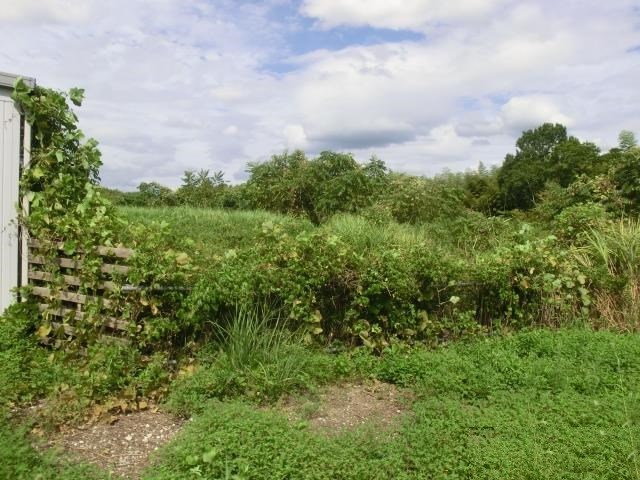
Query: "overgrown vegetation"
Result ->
[[151, 329, 640, 479], [2, 82, 640, 478]]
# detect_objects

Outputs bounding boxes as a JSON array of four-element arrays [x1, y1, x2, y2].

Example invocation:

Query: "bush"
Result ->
[[244, 150, 387, 224]]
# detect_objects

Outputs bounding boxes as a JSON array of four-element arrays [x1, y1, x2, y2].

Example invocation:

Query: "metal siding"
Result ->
[[0, 94, 21, 313], [20, 121, 31, 288]]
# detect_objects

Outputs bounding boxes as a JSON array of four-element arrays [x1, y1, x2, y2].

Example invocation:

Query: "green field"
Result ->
[[2, 327, 640, 479]]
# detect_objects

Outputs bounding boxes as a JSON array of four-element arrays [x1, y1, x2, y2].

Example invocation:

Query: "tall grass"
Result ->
[[215, 303, 313, 395], [324, 213, 434, 253], [586, 219, 640, 280], [578, 219, 640, 330], [118, 206, 313, 262], [215, 303, 303, 372]]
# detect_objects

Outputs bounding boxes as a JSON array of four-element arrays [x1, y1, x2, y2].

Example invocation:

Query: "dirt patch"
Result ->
[[46, 410, 184, 479], [279, 380, 412, 434]]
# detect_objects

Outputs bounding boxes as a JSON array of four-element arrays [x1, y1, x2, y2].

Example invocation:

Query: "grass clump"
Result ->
[[166, 304, 339, 415], [578, 219, 640, 329]]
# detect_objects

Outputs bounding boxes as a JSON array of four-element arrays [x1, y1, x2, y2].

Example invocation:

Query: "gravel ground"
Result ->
[[48, 410, 185, 479], [279, 380, 413, 434]]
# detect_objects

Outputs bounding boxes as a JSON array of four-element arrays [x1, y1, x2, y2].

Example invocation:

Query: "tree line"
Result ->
[[101, 124, 640, 223]]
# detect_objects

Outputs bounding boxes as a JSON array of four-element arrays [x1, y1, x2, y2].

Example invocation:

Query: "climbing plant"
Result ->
[[11, 79, 194, 352]]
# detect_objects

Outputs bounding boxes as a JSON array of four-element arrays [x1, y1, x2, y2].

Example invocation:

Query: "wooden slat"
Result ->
[[43, 323, 130, 346], [32, 286, 112, 308], [28, 239, 134, 259], [29, 255, 80, 269], [51, 321, 75, 336], [28, 270, 118, 291], [101, 263, 130, 275], [96, 245, 135, 259], [38, 304, 130, 331], [29, 255, 130, 275]]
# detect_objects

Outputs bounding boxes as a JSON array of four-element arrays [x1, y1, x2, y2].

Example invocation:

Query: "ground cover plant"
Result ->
[[148, 328, 640, 480], [3, 83, 640, 478]]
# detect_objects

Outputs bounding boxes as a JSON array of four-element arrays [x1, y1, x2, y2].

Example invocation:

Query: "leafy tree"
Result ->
[[176, 169, 227, 208], [245, 150, 388, 223], [552, 138, 600, 186], [498, 123, 604, 210], [380, 173, 467, 224], [309, 152, 387, 222], [614, 147, 640, 210], [618, 130, 637, 152], [462, 162, 500, 214], [137, 181, 177, 206], [244, 150, 312, 217], [498, 123, 568, 210]]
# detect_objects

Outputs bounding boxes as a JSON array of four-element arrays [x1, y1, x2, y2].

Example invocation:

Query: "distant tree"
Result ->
[[98, 186, 130, 205], [137, 181, 176, 206], [498, 123, 568, 210], [245, 150, 388, 223], [497, 123, 604, 210], [618, 130, 638, 152], [380, 173, 467, 224], [176, 169, 227, 208]]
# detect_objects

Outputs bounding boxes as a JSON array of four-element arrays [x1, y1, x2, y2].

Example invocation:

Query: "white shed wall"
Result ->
[[0, 93, 21, 313]]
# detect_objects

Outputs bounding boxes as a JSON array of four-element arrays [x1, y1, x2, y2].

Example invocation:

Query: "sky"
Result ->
[[1, 0, 639, 190]]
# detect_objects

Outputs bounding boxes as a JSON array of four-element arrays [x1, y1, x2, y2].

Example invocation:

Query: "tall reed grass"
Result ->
[[577, 219, 640, 330], [214, 303, 310, 398]]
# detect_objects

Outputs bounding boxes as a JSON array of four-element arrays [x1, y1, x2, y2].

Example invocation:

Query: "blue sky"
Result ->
[[1, 0, 639, 189]]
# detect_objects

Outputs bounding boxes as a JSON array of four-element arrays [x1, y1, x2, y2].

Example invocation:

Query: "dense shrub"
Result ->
[[244, 150, 388, 224], [379, 173, 468, 224], [177, 213, 595, 348]]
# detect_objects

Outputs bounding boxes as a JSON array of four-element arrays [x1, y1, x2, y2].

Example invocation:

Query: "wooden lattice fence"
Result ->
[[28, 239, 137, 345]]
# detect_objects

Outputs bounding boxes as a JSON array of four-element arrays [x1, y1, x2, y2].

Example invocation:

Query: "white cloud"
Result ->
[[0, 0, 638, 189], [223, 125, 239, 135], [0, 0, 96, 23], [300, 0, 509, 30], [284, 124, 308, 149], [500, 96, 573, 133], [210, 85, 248, 102]]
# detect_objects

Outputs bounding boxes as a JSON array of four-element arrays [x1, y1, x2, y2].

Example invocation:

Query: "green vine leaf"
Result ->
[[69, 87, 85, 106]]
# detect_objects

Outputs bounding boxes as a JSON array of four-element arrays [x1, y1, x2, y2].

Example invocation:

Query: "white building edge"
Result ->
[[0, 72, 35, 314]]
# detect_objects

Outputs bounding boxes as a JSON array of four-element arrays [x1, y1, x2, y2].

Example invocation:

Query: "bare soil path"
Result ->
[[46, 410, 184, 479], [278, 380, 413, 434]]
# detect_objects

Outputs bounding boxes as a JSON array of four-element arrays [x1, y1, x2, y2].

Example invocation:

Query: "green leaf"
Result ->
[[202, 448, 219, 464], [31, 167, 45, 179], [36, 324, 52, 338], [63, 240, 76, 256], [69, 87, 85, 106], [176, 252, 190, 265]]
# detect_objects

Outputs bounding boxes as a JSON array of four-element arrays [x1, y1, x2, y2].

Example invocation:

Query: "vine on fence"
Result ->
[[11, 79, 194, 353]]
